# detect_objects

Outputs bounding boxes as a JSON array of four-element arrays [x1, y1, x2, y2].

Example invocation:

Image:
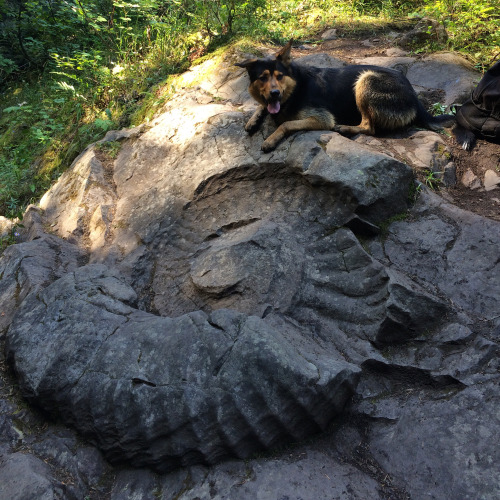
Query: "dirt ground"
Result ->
[[291, 33, 500, 222], [443, 139, 500, 221]]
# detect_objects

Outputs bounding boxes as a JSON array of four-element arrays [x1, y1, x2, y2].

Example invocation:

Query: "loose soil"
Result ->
[[444, 139, 500, 221], [291, 33, 500, 222]]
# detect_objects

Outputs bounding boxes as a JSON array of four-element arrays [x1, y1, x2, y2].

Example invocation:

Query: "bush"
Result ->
[[419, 0, 499, 69]]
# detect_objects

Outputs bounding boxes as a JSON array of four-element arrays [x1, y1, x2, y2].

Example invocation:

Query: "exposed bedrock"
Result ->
[[1, 50, 499, 498], [3, 110, 442, 470], [7, 262, 363, 472], [3, 116, 427, 470]]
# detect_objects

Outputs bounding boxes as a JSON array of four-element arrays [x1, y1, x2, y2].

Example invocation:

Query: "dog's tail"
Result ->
[[415, 102, 456, 131]]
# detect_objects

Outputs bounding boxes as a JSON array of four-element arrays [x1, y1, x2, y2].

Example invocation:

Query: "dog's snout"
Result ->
[[270, 89, 281, 99]]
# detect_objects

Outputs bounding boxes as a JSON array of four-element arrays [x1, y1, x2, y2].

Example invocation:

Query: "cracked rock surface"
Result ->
[[1, 46, 499, 499]]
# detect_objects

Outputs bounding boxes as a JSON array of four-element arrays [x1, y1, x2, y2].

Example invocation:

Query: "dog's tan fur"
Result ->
[[336, 70, 419, 135]]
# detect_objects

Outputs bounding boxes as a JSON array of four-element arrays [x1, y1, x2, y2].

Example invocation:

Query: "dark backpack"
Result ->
[[453, 60, 500, 148]]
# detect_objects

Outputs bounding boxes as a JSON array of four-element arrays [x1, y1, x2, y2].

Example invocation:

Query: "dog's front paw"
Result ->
[[244, 107, 267, 135], [261, 139, 277, 153], [244, 120, 261, 135]]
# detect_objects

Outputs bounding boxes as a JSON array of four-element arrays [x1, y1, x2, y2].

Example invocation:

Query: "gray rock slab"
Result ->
[[405, 53, 480, 106], [353, 52, 479, 106], [0, 213, 84, 336], [31, 429, 109, 490], [351, 55, 416, 72], [289, 132, 414, 223], [110, 468, 159, 500], [321, 28, 338, 41], [296, 53, 346, 68], [0, 452, 68, 500], [166, 451, 385, 500], [383, 189, 500, 321], [0, 42, 499, 500], [6, 264, 361, 471], [366, 382, 500, 500]]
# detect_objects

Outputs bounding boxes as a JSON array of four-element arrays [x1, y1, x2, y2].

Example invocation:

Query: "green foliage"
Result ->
[[423, 169, 442, 189], [0, 223, 22, 252], [430, 102, 447, 115], [416, 0, 499, 69], [95, 140, 122, 159]]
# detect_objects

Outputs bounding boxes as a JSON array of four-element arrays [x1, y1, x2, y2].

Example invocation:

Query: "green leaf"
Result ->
[[56, 81, 76, 92], [3, 106, 22, 113], [94, 118, 113, 131]]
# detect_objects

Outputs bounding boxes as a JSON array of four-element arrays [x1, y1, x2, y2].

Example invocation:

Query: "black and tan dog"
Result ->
[[236, 41, 455, 152]]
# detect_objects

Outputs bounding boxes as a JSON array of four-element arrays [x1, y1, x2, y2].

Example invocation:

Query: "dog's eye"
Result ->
[[259, 75, 268, 82], [276, 74, 283, 80]]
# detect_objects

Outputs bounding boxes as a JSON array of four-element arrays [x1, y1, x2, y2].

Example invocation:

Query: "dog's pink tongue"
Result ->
[[267, 101, 280, 114]]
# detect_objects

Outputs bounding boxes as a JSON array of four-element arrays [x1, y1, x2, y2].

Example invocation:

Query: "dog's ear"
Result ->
[[275, 40, 293, 66], [234, 58, 258, 69]]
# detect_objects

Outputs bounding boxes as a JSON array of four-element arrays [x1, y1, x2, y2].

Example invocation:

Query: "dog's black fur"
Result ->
[[236, 41, 455, 152]]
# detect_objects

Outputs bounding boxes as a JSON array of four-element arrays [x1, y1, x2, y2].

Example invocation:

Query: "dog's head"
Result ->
[[235, 41, 296, 114]]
